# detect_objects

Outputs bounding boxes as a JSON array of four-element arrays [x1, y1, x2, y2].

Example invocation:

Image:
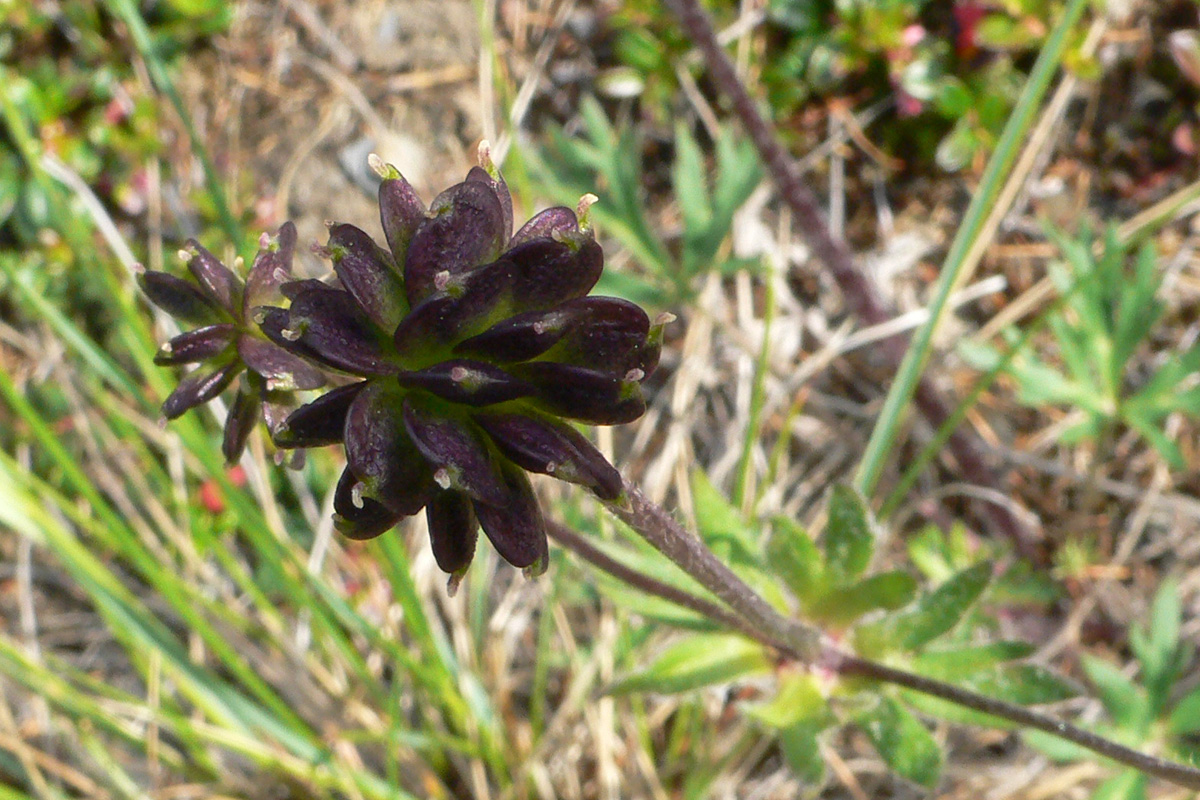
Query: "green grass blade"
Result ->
[[854, 0, 1091, 496]]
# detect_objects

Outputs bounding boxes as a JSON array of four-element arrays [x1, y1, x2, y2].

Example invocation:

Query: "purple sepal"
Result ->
[[243, 222, 297, 313], [184, 240, 243, 314], [426, 490, 478, 576], [161, 359, 241, 419], [221, 384, 262, 464], [326, 223, 407, 331], [260, 288, 396, 376], [538, 297, 653, 375], [509, 206, 579, 248], [139, 271, 223, 325], [465, 165, 513, 243], [333, 466, 401, 540], [511, 361, 646, 424], [379, 172, 426, 264], [504, 237, 603, 310], [237, 335, 327, 390], [280, 278, 337, 300], [452, 307, 573, 363], [344, 383, 436, 517], [392, 261, 514, 358], [475, 411, 622, 500], [396, 360, 532, 406], [401, 398, 509, 508], [155, 324, 236, 366], [403, 180, 506, 306], [273, 380, 367, 448], [474, 461, 547, 571]]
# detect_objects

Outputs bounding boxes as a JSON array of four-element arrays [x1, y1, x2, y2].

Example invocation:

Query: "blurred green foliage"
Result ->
[[606, 479, 1076, 789], [600, 0, 1093, 172], [532, 96, 763, 307], [962, 226, 1200, 469], [1026, 581, 1200, 800], [0, 1, 231, 331]]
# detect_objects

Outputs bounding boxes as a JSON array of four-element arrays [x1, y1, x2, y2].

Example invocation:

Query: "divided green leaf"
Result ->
[[823, 484, 875, 582], [856, 696, 943, 787]]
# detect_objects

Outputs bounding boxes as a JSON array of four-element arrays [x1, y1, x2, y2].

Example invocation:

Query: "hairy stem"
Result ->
[[596, 486, 1200, 791], [663, 0, 1038, 559]]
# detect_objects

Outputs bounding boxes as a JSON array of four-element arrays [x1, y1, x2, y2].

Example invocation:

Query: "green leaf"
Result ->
[[1168, 685, 1200, 736], [823, 484, 875, 582], [902, 689, 1014, 728], [745, 672, 832, 730], [867, 562, 993, 652], [778, 720, 826, 783], [1082, 655, 1151, 734], [1023, 728, 1097, 763], [710, 129, 762, 244], [934, 77, 973, 118], [935, 120, 979, 172], [912, 641, 1036, 681], [1132, 580, 1180, 693], [856, 696, 943, 787], [976, 13, 1040, 49], [608, 634, 770, 695], [673, 123, 713, 269], [966, 664, 1079, 706], [807, 571, 917, 627], [767, 516, 824, 603], [1111, 243, 1162, 381], [1093, 770, 1147, 800], [691, 468, 756, 563], [0, 149, 19, 226], [1124, 413, 1185, 469]]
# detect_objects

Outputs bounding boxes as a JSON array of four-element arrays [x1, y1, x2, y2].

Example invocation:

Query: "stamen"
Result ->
[[367, 152, 387, 178], [433, 468, 452, 490], [351, 481, 366, 509], [576, 193, 599, 233]]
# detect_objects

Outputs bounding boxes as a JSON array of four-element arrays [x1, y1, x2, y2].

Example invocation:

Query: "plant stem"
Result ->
[[597, 485, 1200, 791], [663, 0, 1039, 558], [544, 520, 775, 648], [604, 482, 822, 662], [831, 654, 1200, 791]]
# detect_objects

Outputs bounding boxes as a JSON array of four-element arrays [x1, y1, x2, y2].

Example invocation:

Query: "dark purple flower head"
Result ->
[[140, 222, 326, 463], [147, 144, 668, 591]]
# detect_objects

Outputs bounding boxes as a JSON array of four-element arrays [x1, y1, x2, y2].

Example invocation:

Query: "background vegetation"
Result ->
[[2, 0, 1200, 797]]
